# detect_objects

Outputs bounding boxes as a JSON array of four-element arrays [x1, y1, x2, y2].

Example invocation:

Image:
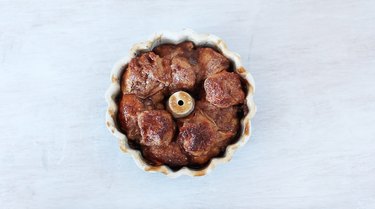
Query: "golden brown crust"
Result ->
[[168, 56, 197, 93], [144, 90, 165, 110], [196, 99, 239, 134], [197, 47, 230, 81], [154, 42, 197, 93], [122, 52, 170, 98], [153, 41, 194, 59], [204, 71, 245, 108], [142, 142, 188, 167], [177, 111, 233, 164], [178, 113, 216, 157], [138, 110, 175, 146], [117, 42, 246, 168], [117, 94, 145, 141]]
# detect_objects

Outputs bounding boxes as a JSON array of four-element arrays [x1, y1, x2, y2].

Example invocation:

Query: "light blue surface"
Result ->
[[1, 0, 375, 208]]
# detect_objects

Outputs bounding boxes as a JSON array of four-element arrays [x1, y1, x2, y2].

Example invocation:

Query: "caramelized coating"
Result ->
[[148, 90, 165, 103], [196, 99, 239, 134], [117, 94, 145, 141], [177, 111, 232, 164], [122, 52, 171, 98], [142, 142, 188, 167], [168, 56, 196, 92], [204, 71, 245, 108], [153, 41, 194, 59], [117, 43, 247, 168], [138, 110, 175, 146], [178, 41, 195, 52], [154, 42, 197, 93], [197, 47, 230, 81], [153, 44, 174, 57], [144, 90, 165, 110]]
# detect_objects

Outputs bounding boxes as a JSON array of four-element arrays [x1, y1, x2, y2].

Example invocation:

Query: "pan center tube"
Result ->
[[167, 91, 195, 118]]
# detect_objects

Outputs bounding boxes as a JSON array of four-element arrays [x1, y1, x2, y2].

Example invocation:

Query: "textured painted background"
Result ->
[[1, 0, 375, 208]]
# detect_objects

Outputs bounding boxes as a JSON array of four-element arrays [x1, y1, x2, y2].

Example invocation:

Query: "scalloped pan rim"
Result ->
[[105, 29, 256, 178]]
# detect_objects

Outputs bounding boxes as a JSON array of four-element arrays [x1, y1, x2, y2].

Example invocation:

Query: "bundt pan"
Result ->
[[105, 29, 256, 177]]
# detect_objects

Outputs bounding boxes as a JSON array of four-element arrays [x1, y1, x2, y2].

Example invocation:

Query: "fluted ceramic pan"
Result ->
[[105, 29, 256, 177]]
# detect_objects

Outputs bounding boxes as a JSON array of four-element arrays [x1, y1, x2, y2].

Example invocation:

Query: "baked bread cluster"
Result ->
[[117, 41, 247, 168]]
